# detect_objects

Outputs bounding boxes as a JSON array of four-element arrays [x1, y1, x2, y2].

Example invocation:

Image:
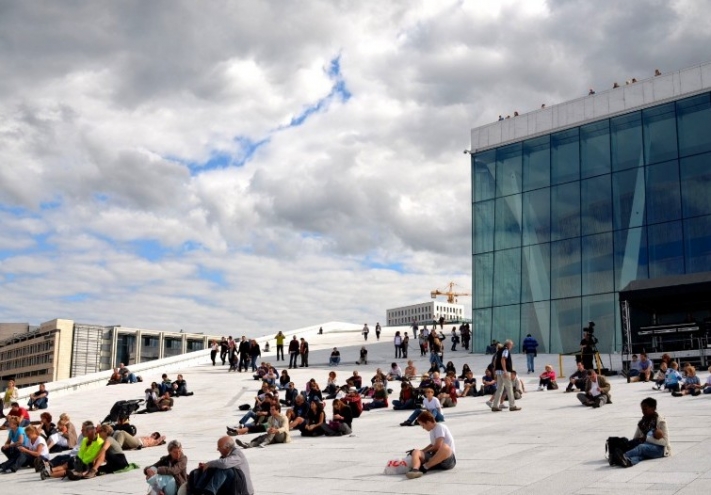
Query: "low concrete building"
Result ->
[[386, 301, 465, 327], [0, 318, 223, 387]]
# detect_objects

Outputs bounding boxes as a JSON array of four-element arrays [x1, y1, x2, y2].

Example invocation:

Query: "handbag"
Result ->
[[605, 436, 632, 466]]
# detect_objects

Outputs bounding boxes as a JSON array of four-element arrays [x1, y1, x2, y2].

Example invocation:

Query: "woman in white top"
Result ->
[[401, 387, 444, 426], [394, 331, 403, 359]]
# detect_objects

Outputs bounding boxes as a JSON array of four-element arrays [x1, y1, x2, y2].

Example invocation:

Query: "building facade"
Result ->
[[0, 318, 222, 387], [470, 62, 711, 354], [386, 301, 465, 327]]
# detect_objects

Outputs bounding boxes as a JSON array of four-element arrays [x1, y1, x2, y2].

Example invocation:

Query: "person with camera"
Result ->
[[580, 322, 598, 370]]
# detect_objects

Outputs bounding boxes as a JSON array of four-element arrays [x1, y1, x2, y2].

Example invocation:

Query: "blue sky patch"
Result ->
[[62, 293, 90, 302], [197, 266, 227, 286], [130, 239, 171, 262], [362, 258, 407, 273]]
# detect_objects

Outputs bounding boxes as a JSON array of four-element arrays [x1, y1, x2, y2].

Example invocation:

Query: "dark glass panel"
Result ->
[[522, 188, 550, 245], [612, 168, 646, 231], [611, 112, 643, 171], [645, 160, 681, 224], [677, 93, 711, 157], [473, 200, 495, 254], [473, 150, 496, 202], [647, 221, 684, 278], [521, 243, 550, 303], [474, 253, 494, 309], [643, 103, 678, 165], [680, 152, 711, 218], [496, 143, 523, 197], [580, 120, 611, 179], [581, 174, 612, 235], [523, 136, 550, 191], [581, 232, 614, 295], [582, 294, 616, 353], [473, 309, 492, 353], [551, 182, 580, 241], [550, 297, 581, 354], [684, 215, 711, 273], [495, 195, 522, 250], [551, 238, 581, 299], [551, 128, 580, 185], [493, 248, 521, 306], [492, 305, 520, 346], [614, 227, 648, 291]]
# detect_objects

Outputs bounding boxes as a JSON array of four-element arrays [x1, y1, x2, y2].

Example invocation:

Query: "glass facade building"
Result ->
[[471, 75, 711, 354]]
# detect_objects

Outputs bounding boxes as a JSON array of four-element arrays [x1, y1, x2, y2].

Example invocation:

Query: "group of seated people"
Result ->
[[106, 363, 140, 385], [144, 374, 194, 413]]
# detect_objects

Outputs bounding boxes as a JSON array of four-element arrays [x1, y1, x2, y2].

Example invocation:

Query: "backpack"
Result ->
[[605, 436, 632, 466]]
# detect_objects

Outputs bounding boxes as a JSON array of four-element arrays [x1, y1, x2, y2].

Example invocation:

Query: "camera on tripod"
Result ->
[[584, 321, 599, 347]]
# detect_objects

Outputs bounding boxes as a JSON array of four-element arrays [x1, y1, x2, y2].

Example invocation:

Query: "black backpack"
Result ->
[[605, 436, 632, 466]]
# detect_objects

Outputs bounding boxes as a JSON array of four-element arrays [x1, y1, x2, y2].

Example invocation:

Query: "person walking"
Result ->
[[362, 324, 370, 341], [394, 332, 403, 359], [375, 323, 381, 340], [489, 340, 521, 412], [522, 334, 539, 374]]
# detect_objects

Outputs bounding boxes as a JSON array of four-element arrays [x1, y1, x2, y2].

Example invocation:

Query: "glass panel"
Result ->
[[581, 174, 612, 235], [522, 188, 550, 245], [474, 253, 494, 309], [493, 248, 521, 306], [473, 200, 495, 254], [645, 160, 681, 224], [523, 136, 550, 191], [647, 221, 684, 278], [614, 227, 649, 291], [551, 238, 581, 299], [492, 305, 520, 347], [473, 309, 492, 353], [496, 143, 523, 197], [680, 152, 711, 218], [550, 297, 581, 354], [581, 232, 614, 295], [611, 112, 643, 171], [684, 215, 711, 273], [551, 182, 580, 241], [643, 103, 678, 165], [580, 120, 611, 178], [473, 150, 496, 202], [551, 128, 580, 185], [582, 294, 616, 354], [612, 168, 646, 231], [520, 301, 550, 353], [495, 195, 522, 250], [677, 93, 711, 157], [521, 243, 550, 303]]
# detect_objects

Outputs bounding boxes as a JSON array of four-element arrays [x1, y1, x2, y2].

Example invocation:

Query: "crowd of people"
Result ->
[[3, 323, 704, 491]]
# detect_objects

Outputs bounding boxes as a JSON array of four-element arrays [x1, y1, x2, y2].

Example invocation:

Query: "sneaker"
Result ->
[[538, 386, 544, 391], [406, 469, 424, 479], [509, 406, 522, 411], [485, 400, 493, 408]]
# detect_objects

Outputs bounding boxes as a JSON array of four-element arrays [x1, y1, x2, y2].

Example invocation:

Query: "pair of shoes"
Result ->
[[491, 407, 502, 412], [406, 468, 424, 479], [509, 406, 522, 411]]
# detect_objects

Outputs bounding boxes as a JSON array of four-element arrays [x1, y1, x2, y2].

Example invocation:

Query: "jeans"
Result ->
[[250, 356, 259, 372], [239, 410, 259, 427], [29, 397, 48, 409], [526, 353, 535, 373], [392, 398, 416, 410], [289, 352, 298, 368], [429, 352, 444, 370], [329, 357, 341, 366], [406, 408, 444, 424], [625, 442, 665, 465]]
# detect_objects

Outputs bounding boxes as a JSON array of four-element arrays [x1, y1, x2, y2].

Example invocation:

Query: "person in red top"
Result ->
[[437, 377, 458, 408], [7, 403, 31, 427], [538, 365, 558, 390]]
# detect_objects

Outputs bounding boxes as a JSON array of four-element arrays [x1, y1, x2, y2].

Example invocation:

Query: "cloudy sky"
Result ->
[[1, 0, 710, 335]]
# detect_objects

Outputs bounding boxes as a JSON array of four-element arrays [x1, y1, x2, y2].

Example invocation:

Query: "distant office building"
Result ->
[[470, 62, 711, 354], [386, 301, 464, 327], [0, 318, 222, 387]]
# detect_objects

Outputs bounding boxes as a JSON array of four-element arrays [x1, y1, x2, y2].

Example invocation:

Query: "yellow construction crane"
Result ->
[[430, 281, 471, 304]]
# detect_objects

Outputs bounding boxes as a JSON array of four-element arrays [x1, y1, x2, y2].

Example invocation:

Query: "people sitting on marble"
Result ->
[[362, 381, 388, 411], [459, 370, 479, 397], [566, 362, 588, 393], [323, 371, 339, 397], [386, 362, 403, 381], [481, 369, 497, 395], [400, 388, 444, 426], [577, 369, 612, 408], [393, 380, 417, 410], [285, 394, 310, 432], [329, 348, 341, 366], [404, 361, 418, 381], [437, 377, 458, 408], [301, 400, 326, 437], [675, 366, 702, 396], [27, 383, 49, 411], [356, 346, 368, 365], [113, 430, 166, 450], [538, 365, 558, 390], [321, 399, 353, 437], [183, 436, 254, 495], [664, 362, 683, 393], [234, 403, 290, 448], [145, 439, 188, 495]]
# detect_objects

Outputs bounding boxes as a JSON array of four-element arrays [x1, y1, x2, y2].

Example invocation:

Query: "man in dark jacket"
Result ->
[[288, 337, 300, 369], [238, 337, 251, 373]]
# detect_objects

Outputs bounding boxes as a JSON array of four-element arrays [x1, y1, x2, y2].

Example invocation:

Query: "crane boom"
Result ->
[[430, 281, 471, 304]]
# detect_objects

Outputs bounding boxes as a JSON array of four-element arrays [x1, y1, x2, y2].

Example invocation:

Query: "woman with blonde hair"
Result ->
[[538, 364, 558, 390]]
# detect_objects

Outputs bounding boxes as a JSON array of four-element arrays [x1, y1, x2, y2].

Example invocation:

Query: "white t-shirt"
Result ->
[[705, 375, 711, 386], [422, 396, 442, 413], [589, 380, 601, 397], [429, 423, 456, 455], [29, 435, 50, 460], [48, 432, 68, 448]]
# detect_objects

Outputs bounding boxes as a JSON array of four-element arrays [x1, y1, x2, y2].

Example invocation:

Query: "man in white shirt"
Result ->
[[405, 411, 456, 479]]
